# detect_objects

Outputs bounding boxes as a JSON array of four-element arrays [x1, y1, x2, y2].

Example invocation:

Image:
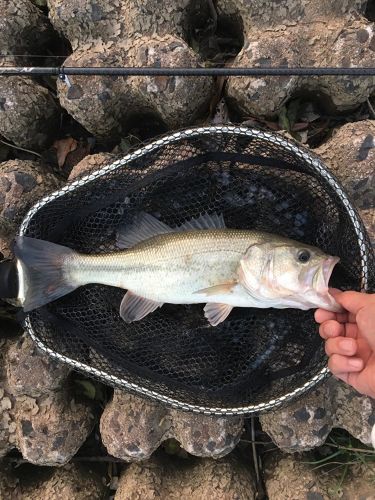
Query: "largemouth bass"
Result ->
[[14, 212, 342, 326]]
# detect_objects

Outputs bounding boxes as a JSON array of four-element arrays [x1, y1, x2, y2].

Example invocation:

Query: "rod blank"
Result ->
[[0, 66, 374, 77]]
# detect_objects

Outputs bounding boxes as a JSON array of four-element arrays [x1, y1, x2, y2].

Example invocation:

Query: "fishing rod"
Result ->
[[0, 66, 374, 77]]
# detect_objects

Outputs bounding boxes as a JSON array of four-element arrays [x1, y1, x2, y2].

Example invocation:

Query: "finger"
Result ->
[[315, 309, 337, 323], [328, 288, 344, 298], [335, 291, 375, 315], [319, 320, 345, 339], [343, 322, 359, 339], [328, 354, 363, 375], [315, 308, 350, 324], [325, 337, 357, 356]]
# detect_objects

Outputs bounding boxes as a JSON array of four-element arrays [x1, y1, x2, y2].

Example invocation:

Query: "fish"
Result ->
[[14, 212, 342, 327]]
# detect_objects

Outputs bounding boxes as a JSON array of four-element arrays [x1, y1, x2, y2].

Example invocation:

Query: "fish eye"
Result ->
[[297, 249, 311, 263]]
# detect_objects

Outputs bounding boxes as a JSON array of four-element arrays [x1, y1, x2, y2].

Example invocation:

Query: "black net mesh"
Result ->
[[21, 127, 375, 414]]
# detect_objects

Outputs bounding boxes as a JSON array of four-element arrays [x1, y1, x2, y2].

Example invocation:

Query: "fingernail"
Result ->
[[348, 358, 363, 369], [339, 339, 355, 353]]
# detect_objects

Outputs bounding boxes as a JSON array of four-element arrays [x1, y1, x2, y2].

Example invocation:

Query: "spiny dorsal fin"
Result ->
[[117, 212, 226, 249], [117, 213, 172, 249], [119, 291, 163, 323]]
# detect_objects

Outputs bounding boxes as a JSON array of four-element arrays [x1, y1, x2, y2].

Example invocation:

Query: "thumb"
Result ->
[[334, 291, 375, 315], [356, 303, 375, 350]]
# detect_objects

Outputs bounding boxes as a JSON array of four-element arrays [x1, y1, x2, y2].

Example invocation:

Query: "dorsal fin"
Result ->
[[177, 212, 226, 231], [117, 213, 172, 249], [117, 212, 226, 249]]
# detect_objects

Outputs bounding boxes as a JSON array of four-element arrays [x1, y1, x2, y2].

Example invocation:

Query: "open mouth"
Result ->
[[322, 256, 340, 289]]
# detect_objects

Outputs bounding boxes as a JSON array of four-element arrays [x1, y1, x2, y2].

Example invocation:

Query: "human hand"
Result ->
[[315, 290, 375, 398]]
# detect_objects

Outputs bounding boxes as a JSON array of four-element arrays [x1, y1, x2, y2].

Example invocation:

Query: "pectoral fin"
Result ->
[[120, 291, 163, 323], [193, 282, 236, 296], [204, 303, 233, 326]]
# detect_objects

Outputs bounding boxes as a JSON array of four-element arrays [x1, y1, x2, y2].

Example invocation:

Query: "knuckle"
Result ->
[[328, 353, 340, 372], [325, 338, 338, 356]]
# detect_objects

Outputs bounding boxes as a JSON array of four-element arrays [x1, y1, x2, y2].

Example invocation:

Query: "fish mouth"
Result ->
[[316, 255, 343, 312], [321, 256, 340, 291]]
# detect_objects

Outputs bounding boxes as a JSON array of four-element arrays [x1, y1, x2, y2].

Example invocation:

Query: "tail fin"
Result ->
[[14, 236, 80, 312]]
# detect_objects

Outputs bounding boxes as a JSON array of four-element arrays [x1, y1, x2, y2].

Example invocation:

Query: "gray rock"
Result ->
[[0, 0, 56, 60], [261, 377, 375, 452], [0, 462, 107, 499], [0, 159, 60, 259], [0, 0, 60, 150], [100, 390, 243, 461], [260, 381, 332, 451], [0, 76, 60, 150], [315, 120, 375, 211], [0, 334, 94, 465], [264, 451, 375, 499], [48, 0, 191, 48], [14, 388, 94, 466], [56, 35, 213, 138], [223, 1, 375, 117], [115, 453, 256, 500], [6, 334, 70, 397]]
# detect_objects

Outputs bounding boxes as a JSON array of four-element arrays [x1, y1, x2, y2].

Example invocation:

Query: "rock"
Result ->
[[57, 35, 213, 138], [15, 388, 94, 466], [0, 159, 60, 258], [48, 0, 214, 138], [6, 334, 70, 397], [0, 0, 56, 61], [260, 377, 375, 452], [47, 0, 126, 51], [223, 1, 375, 117], [115, 453, 256, 500], [0, 339, 16, 458], [0, 334, 94, 465], [315, 119, 375, 268], [226, 29, 300, 117], [260, 382, 332, 451], [0, 76, 60, 150], [125, 35, 213, 129], [68, 153, 114, 180], [264, 452, 325, 499], [315, 120, 375, 211], [121, 0, 191, 40], [0, 0, 61, 150], [264, 451, 375, 499], [0, 464, 19, 499], [48, 0, 191, 49], [333, 379, 375, 445], [0, 463, 107, 499], [100, 390, 243, 461]]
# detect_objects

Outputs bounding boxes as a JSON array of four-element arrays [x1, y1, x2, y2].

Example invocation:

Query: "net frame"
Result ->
[[18, 125, 373, 416]]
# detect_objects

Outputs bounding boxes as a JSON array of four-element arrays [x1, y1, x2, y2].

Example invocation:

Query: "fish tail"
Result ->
[[14, 236, 82, 312]]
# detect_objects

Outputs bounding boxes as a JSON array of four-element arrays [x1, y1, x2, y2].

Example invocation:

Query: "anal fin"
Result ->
[[120, 291, 163, 323], [204, 303, 233, 327]]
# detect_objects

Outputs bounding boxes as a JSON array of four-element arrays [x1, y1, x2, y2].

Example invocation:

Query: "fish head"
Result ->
[[241, 239, 342, 312]]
